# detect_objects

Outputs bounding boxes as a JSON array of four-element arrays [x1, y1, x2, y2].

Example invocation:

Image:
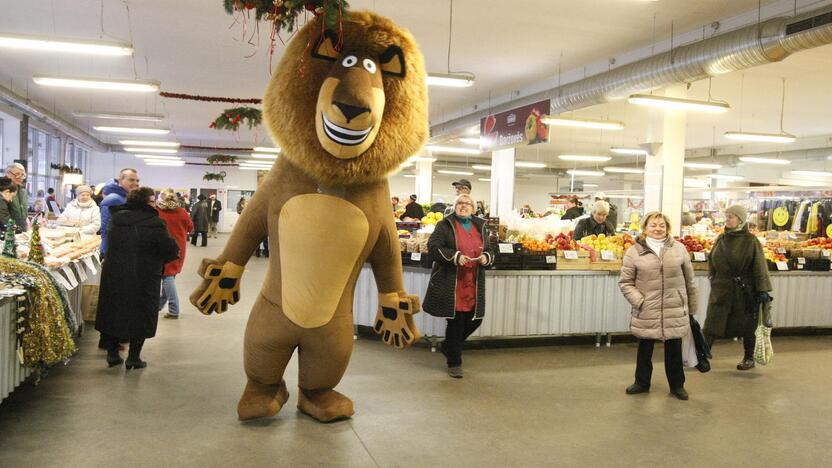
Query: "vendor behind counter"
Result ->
[[574, 200, 615, 239]]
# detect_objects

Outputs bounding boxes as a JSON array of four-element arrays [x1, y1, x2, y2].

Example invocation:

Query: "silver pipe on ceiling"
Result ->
[[431, 4, 832, 138]]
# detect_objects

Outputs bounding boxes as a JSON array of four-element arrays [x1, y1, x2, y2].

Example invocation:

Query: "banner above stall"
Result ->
[[480, 99, 550, 151]]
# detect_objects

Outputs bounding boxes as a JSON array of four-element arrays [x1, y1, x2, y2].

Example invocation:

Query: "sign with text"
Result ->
[[480, 99, 551, 150]]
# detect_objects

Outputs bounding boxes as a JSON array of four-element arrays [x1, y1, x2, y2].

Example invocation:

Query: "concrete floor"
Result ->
[[1, 234, 831, 467]]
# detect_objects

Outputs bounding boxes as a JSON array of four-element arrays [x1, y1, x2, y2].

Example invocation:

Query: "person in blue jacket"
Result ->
[[100, 168, 140, 255]]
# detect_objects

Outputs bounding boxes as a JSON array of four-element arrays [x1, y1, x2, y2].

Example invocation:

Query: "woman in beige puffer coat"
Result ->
[[619, 212, 697, 400]]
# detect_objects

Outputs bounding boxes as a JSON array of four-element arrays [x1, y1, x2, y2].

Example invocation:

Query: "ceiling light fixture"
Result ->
[[471, 164, 492, 171], [558, 155, 611, 162], [478, 178, 491, 182], [426, 72, 475, 88], [251, 153, 279, 159], [134, 155, 181, 160], [437, 169, 474, 176], [119, 140, 179, 147], [684, 178, 710, 188], [73, 111, 164, 122], [253, 146, 280, 153], [791, 170, 832, 177], [610, 147, 649, 156], [124, 147, 177, 154], [583, 183, 599, 188], [684, 162, 723, 170], [724, 132, 796, 144], [402, 174, 418, 178], [515, 161, 547, 168], [628, 94, 730, 113], [0, 33, 133, 55], [97, 126, 169, 135], [34, 76, 159, 92], [145, 161, 185, 167], [240, 161, 274, 166], [603, 167, 644, 174], [566, 169, 605, 177], [239, 166, 269, 171], [541, 115, 625, 131], [459, 137, 482, 145], [708, 174, 745, 181], [738, 156, 791, 165], [409, 156, 438, 162], [424, 145, 480, 155]]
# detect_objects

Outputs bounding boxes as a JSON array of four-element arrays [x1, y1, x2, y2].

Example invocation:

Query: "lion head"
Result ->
[[263, 11, 428, 187]]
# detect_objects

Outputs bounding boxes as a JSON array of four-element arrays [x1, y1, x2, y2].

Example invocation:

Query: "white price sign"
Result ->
[[692, 252, 707, 262], [776, 261, 789, 271], [410, 253, 422, 261], [563, 250, 579, 260], [798, 257, 806, 265], [600, 250, 616, 261], [498, 243, 515, 254], [823, 250, 831, 258], [776, 248, 787, 254], [545, 256, 556, 264]]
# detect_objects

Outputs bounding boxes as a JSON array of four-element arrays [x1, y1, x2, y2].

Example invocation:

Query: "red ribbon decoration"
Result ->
[[159, 91, 262, 104]]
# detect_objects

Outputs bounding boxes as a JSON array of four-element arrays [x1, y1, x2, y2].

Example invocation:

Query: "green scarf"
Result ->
[[457, 215, 472, 232]]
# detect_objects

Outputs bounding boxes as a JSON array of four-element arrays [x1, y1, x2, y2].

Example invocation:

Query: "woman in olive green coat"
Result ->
[[704, 205, 772, 371]]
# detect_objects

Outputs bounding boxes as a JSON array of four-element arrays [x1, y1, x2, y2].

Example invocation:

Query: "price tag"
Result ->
[[788, 232, 797, 240], [545, 256, 556, 264], [498, 243, 515, 254], [410, 253, 422, 261], [797, 264, 804, 270], [600, 250, 616, 261], [51, 271, 73, 290], [823, 250, 831, 258], [73, 262, 88, 282], [798, 257, 806, 265], [82, 256, 97, 275], [564, 250, 579, 260], [776, 248, 786, 254], [776, 261, 789, 271], [692, 252, 707, 262], [61, 266, 79, 288]]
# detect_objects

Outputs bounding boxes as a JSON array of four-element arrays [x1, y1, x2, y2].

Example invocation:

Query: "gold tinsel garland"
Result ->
[[0, 257, 75, 367]]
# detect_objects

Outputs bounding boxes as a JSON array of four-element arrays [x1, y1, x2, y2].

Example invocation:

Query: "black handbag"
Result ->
[[689, 315, 712, 372]]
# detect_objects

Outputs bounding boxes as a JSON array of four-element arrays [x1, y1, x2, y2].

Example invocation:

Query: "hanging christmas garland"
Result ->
[[160, 91, 262, 104], [204, 171, 228, 182], [209, 107, 262, 131], [207, 154, 239, 165], [223, 0, 349, 33], [50, 164, 83, 175]]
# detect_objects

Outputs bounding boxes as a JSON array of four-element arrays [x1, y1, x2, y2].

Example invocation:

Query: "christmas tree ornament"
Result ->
[[28, 219, 45, 265], [3, 219, 17, 258]]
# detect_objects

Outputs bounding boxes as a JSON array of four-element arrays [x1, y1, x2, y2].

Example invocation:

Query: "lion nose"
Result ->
[[334, 101, 370, 123]]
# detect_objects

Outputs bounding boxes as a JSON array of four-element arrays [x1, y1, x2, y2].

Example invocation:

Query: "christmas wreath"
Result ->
[[209, 107, 262, 131], [207, 154, 239, 165], [223, 0, 349, 34], [203, 171, 228, 182]]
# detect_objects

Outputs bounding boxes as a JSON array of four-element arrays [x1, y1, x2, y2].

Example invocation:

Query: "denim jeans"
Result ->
[[159, 275, 180, 316]]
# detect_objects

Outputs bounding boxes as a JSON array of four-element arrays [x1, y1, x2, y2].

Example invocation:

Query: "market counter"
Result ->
[[353, 266, 832, 340], [1, 297, 31, 401]]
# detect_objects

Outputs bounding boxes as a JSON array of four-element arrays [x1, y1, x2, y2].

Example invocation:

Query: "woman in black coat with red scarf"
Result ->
[[96, 187, 179, 369], [423, 194, 494, 378]]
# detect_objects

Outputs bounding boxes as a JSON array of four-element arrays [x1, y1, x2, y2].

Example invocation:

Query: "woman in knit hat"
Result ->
[[56, 185, 101, 235], [704, 204, 772, 371], [156, 188, 194, 319]]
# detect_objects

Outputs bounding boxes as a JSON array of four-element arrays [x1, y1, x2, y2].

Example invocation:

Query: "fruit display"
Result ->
[[763, 246, 788, 263], [420, 211, 444, 225], [801, 237, 832, 250], [548, 232, 580, 251], [577, 233, 634, 258], [521, 239, 555, 254], [676, 235, 714, 253]]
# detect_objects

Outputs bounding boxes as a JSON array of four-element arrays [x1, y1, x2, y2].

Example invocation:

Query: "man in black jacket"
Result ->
[[400, 194, 425, 221], [574, 200, 615, 240]]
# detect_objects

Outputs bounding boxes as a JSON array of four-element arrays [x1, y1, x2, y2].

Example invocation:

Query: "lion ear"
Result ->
[[379, 45, 406, 78], [312, 30, 340, 61]]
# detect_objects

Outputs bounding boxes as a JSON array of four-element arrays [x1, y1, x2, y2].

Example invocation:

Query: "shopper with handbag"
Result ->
[[619, 212, 697, 400], [703, 205, 772, 371]]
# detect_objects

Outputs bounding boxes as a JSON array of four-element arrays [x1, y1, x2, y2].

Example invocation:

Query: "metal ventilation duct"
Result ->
[[432, 4, 832, 137]]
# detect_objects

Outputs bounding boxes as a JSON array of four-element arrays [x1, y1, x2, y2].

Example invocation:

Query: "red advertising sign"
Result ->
[[480, 99, 550, 150]]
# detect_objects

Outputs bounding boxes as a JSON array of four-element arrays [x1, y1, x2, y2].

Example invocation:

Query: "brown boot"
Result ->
[[237, 379, 289, 421], [297, 387, 354, 422]]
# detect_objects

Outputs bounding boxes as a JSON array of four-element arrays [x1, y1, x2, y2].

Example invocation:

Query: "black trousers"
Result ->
[[443, 312, 481, 367], [100, 333, 144, 356], [634, 338, 685, 390], [705, 332, 756, 360], [190, 231, 207, 246]]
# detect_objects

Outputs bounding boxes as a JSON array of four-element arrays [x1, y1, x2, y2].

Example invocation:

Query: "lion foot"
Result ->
[[237, 379, 289, 421], [297, 387, 354, 422]]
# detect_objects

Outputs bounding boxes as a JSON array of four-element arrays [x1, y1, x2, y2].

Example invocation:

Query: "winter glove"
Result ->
[[373, 292, 421, 349], [190, 258, 244, 315], [757, 292, 773, 304]]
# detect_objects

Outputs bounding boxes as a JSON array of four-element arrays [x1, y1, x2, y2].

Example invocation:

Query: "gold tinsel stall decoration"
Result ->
[[0, 257, 75, 367]]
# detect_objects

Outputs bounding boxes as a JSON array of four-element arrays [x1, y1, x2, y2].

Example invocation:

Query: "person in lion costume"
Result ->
[[190, 10, 428, 422]]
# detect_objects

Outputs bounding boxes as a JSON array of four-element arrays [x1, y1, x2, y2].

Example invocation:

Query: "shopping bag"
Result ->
[[689, 315, 711, 372], [81, 284, 100, 323], [754, 304, 774, 365], [681, 325, 698, 368]]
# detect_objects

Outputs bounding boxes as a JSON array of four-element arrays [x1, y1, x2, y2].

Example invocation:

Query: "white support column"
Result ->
[[643, 85, 687, 229], [415, 154, 433, 205], [490, 148, 515, 218]]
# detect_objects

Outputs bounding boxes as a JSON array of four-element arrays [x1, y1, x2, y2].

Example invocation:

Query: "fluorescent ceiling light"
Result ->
[[240, 161, 273, 167], [253, 146, 280, 153], [409, 156, 438, 162], [459, 138, 481, 145], [628, 94, 730, 113], [724, 132, 796, 143], [240, 166, 270, 171], [684, 162, 723, 170], [708, 174, 745, 181], [145, 161, 185, 167], [603, 166, 644, 174], [559, 155, 611, 162], [684, 178, 709, 188], [437, 169, 474, 176], [515, 161, 546, 168], [98, 126, 169, 135], [402, 174, 418, 178], [134, 155, 181, 160], [541, 115, 625, 131], [426, 73, 475, 88], [143, 158, 183, 164], [73, 111, 163, 122], [124, 147, 177, 154], [119, 140, 179, 147], [471, 164, 492, 171], [738, 156, 791, 165], [251, 153, 278, 159], [0, 33, 133, 55], [791, 170, 832, 177], [424, 145, 480, 155], [567, 169, 605, 177], [478, 178, 491, 182], [583, 183, 599, 188], [399, 162, 414, 169], [34, 76, 159, 92], [610, 147, 649, 156]]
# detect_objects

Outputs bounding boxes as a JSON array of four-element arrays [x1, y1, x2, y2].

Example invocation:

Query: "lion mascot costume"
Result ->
[[190, 11, 428, 422]]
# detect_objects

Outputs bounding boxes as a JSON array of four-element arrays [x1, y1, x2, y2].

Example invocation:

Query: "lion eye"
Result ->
[[362, 59, 377, 74], [341, 55, 358, 67]]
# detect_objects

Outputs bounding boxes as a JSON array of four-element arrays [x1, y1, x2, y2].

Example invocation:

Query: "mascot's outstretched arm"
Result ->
[[190, 183, 270, 314]]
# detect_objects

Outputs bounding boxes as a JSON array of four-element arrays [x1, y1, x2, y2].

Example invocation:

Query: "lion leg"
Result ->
[[238, 294, 299, 421], [296, 310, 355, 422]]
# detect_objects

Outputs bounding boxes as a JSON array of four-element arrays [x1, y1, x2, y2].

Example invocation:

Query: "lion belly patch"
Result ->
[[279, 194, 369, 328]]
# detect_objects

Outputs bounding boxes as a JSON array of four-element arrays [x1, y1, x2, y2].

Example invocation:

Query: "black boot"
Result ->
[[106, 346, 123, 367], [125, 338, 147, 370], [737, 334, 755, 371]]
